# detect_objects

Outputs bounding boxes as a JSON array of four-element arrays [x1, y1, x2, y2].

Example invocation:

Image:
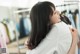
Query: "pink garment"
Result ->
[[0, 32, 6, 48], [0, 23, 9, 54], [0, 42, 1, 47], [0, 23, 9, 44]]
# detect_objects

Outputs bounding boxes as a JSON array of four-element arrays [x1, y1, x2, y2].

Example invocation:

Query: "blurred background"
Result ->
[[0, 0, 80, 54]]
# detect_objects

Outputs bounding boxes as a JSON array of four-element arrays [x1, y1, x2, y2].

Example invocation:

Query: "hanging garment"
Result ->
[[1, 22, 11, 42], [20, 18, 26, 38], [67, 14, 76, 28], [6, 21, 16, 41], [13, 22, 20, 40], [0, 23, 9, 54], [76, 14, 80, 36], [16, 22, 20, 32], [20, 17, 31, 38], [0, 32, 9, 54], [26, 21, 78, 54], [2, 20, 17, 42], [23, 17, 31, 35], [0, 23, 10, 44]]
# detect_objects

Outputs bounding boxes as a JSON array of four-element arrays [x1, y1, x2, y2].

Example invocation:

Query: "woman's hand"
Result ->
[[70, 28, 78, 43], [68, 28, 78, 54]]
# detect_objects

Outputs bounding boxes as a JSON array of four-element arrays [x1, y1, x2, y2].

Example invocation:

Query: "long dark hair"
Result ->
[[27, 1, 55, 50]]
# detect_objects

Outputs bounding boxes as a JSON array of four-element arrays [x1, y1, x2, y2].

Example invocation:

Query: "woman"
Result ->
[[26, 1, 78, 54]]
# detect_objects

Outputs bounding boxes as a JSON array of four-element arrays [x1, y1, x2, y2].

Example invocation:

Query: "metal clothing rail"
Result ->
[[64, 1, 80, 2], [56, 3, 78, 7], [14, 3, 78, 13]]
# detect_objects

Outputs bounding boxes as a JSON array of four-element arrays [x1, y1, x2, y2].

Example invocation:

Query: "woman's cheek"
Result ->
[[51, 15, 61, 24]]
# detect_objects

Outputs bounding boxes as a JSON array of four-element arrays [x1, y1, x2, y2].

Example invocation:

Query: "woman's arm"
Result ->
[[68, 28, 78, 54]]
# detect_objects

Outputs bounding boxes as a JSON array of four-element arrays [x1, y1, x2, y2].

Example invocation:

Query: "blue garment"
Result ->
[[67, 14, 75, 28], [20, 18, 26, 38], [20, 17, 31, 38], [16, 23, 20, 32], [23, 18, 31, 35], [78, 48, 80, 54]]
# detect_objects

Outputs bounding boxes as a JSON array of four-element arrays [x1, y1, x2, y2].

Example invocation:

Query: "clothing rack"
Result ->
[[56, 3, 78, 7], [14, 3, 78, 13], [14, 9, 30, 13], [64, 1, 80, 2]]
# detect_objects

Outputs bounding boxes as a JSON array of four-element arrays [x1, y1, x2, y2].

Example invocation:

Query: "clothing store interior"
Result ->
[[0, 0, 80, 54]]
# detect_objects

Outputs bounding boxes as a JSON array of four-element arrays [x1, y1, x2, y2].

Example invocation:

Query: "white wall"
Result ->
[[64, 0, 79, 10], [0, 6, 10, 21], [0, 6, 17, 21]]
